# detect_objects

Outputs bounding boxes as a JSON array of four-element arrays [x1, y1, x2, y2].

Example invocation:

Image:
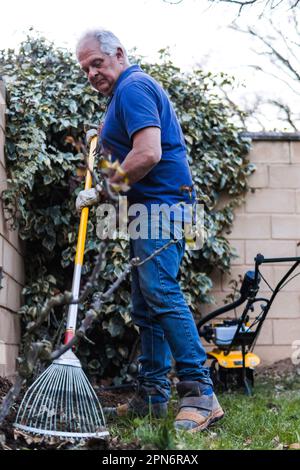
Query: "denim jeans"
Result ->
[[129, 214, 213, 403]]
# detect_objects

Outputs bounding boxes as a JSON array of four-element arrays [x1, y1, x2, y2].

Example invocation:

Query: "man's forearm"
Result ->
[[109, 147, 161, 186]]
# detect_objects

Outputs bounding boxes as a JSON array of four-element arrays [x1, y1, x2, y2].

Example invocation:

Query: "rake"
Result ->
[[14, 130, 109, 440]]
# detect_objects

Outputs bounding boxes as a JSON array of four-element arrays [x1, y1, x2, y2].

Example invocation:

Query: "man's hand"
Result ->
[[86, 128, 98, 146], [75, 185, 102, 213]]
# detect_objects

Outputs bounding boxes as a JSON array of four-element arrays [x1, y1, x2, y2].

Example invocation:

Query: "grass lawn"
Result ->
[[107, 366, 300, 450]]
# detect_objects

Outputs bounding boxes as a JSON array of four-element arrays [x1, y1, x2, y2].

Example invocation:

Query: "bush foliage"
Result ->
[[0, 34, 253, 383]]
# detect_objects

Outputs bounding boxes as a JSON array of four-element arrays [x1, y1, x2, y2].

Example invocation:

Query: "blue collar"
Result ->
[[112, 64, 142, 94]]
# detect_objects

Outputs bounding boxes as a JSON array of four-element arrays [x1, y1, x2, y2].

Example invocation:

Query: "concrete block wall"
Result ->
[[0, 80, 25, 379], [202, 136, 300, 364]]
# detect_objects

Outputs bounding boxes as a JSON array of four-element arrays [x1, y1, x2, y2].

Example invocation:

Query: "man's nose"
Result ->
[[88, 67, 99, 81]]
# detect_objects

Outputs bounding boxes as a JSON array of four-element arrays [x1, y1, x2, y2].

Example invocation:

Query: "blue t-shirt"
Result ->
[[100, 64, 195, 219]]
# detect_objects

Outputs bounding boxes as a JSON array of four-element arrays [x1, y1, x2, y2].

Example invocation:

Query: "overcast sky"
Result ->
[[0, 0, 298, 130]]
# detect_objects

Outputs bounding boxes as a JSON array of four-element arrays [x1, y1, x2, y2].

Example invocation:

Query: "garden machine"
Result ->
[[14, 130, 109, 440], [198, 253, 300, 395]]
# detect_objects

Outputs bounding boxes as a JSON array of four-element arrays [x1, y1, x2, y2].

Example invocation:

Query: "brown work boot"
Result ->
[[174, 381, 224, 432], [103, 384, 168, 419]]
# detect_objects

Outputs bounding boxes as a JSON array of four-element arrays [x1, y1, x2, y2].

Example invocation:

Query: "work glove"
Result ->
[[75, 185, 102, 213]]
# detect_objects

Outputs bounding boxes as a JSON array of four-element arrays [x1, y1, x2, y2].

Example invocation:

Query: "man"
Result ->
[[76, 29, 224, 432]]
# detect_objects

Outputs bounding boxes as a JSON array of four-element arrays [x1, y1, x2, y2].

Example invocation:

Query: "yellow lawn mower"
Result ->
[[197, 253, 300, 395]]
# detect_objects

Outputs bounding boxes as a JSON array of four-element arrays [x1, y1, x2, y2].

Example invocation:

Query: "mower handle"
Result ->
[[197, 252, 300, 331], [197, 270, 259, 329]]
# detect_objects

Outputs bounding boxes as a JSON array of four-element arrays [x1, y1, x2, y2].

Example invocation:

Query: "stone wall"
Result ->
[[202, 135, 300, 364], [0, 80, 25, 379]]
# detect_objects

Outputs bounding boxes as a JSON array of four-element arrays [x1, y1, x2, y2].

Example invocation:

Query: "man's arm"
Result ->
[[109, 126, 161, 186]]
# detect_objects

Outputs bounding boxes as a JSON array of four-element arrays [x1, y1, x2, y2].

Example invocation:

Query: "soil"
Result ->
[[0, 358, 299, 450], [256, 357, 300, 380]]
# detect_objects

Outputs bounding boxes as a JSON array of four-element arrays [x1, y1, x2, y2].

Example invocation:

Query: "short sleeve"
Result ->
[[118, 81, 161, 139]]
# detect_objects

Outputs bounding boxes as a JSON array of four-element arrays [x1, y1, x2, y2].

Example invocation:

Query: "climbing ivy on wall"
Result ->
[[0, 34, 253, 384]]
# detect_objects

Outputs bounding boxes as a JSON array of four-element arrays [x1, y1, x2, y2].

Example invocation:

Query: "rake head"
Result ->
[[14, 350, 109, 440]]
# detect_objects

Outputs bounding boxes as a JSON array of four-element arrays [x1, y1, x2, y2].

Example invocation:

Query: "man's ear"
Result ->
[[116, 47, 125, 63]]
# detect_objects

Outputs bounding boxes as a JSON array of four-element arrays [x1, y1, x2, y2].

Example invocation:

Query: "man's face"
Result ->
[[77, 38, 126, 96]]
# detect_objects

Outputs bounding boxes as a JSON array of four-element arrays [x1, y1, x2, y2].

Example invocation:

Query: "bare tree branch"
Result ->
[[246, 26, 300, 81], [267, 99, 299, 130], [208, 0, 299, 10], [229, 5, 300, 130], [247, 64, 300, 95]]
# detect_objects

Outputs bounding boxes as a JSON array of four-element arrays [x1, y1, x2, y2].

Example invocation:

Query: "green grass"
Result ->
[[107, 374, 300, 450]]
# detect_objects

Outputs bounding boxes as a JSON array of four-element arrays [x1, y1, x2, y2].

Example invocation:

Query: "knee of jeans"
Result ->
[[141, 279, 189, 317], [139, 286, 165, 316]]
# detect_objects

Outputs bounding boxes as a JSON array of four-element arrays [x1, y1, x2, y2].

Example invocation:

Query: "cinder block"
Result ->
[[0, 143, 5, 169], [8, 228, 25, 255], [246, 240, 296, 265], [0, 123, 5, 170], [246, 189, 296, 213], [0, 201, 24, 256], [272, 215, 300, 239], [222, 266, 247, 292], [0, 164, 7, 235], [0, 161, 7, 195], [290, 142, 300, 163], [2, 344, 18, 378], [0, 200, 4, 235], [267, 292, 300, 318], [210, 269, 222, 292], [273, 319, 300, 345], [222, 265, 274, 293], [235, 202, 246, 215], [253, 319, 273, 345], [273, 265, 300, 291], [7, 276, 23, 312], [254, 345, 292, 364], [215, 194, 245, 215], [270, 165, 300, 189], [248, 141, 289, 163], [229, 240, 245, 265], [198, 291, 232, 317], [248, 164, 269, 188], [0, 271, 8, 308], [3, 239, 25, 285], [296, 191, 300, 213], [227, 214, 271, 239], [0, 341, 5, 364], [0, 234, 3, 267], [0, 308, 21, 343], [0, 84, 5, 104]]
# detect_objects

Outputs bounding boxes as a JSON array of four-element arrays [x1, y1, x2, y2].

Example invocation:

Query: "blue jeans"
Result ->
[[129, 214, 213, 403]]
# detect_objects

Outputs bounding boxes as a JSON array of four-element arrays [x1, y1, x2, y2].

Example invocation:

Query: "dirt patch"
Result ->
[[96, 386, 134, 407], [256, 357, 300, 381]]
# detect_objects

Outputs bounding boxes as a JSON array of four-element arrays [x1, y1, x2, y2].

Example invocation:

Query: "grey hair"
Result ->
[[76, 29, 128, 59]]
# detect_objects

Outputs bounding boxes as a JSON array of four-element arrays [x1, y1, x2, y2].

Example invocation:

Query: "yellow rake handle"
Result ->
[[75, 136, 97, 266], [64, 135, 98, 345]]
